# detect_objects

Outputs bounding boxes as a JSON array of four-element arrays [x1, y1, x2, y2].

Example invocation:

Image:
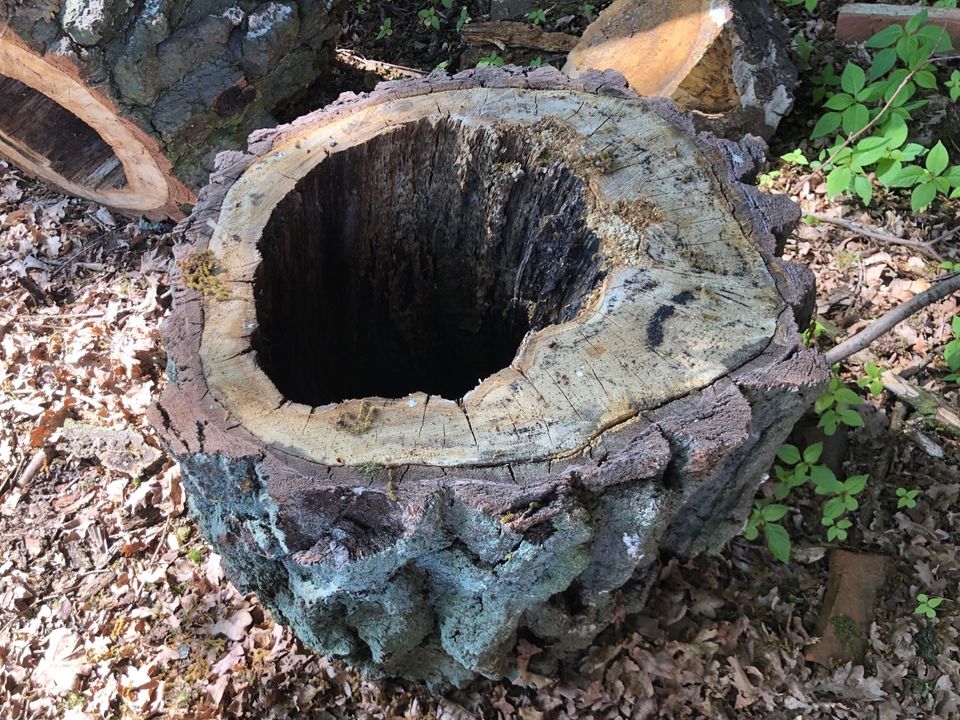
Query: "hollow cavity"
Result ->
[[253, 117, 604, 405]]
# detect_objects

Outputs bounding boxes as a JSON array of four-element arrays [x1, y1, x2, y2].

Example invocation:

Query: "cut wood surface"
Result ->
[[563, 0, 797, 139], [152, 67, 829, 687], [0, 1, 346, 218], [837, 3, 960, 46]]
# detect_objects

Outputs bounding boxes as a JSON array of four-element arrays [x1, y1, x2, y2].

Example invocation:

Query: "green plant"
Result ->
[[801, 317, 827, 347], [897, 487, 920, 509], [780, 0, 819, 11], [947, 70, 960, 102], [814, 471, 868, 525], [477, 51, 505, 68], [355, 0, 368, 11], [526, 8, 547, 24], [774, 442, 828, 500], [187, 547, 203, 563], [943, 315, 960, 382], [529, 56, 546, 68], [376, 17, 393, 39], [744, 502, 792, 563], [419, 5, 439, 29], [885, 140, 960, 211], [822, 515, 853, 541], [581, 3, 596, 18], [857, 362, 885, 397], [456, 6, 470, 31], [815, 375, 865, 435], [915, 593, 944, 618], [785, 10, 960, 210]]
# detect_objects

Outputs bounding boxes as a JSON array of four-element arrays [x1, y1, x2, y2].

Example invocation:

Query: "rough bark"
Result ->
[[0, 0, 346, 218], [151, 66, 829, 688], [563, 0, 798, 140]]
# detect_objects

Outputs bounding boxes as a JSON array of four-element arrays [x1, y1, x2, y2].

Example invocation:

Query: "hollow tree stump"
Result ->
[[0, 0, 346, 218], [563, 0, 798, 140], [152, 67, 830, 688]]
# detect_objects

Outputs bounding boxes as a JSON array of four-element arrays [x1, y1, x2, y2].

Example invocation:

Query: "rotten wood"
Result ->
[[563, 0, 797, 139], [461, 21, 578, 52], [0, 1, 348, 218], [152, 66, 828, 688], [882, 372, 960, 439], [806, 550, 888, 666]]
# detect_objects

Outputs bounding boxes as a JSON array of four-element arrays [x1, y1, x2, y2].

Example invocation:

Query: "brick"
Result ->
[[837, 3, 960, 46]]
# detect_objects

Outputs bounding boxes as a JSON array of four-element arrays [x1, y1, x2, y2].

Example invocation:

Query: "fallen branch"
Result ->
[[824, 272, 960, 364], [807, 212, 944, 262], [462, 21, 578, 52], [882, 371, 960, 438]]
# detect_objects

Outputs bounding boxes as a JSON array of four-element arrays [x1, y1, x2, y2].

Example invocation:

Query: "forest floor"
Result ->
[[1, 2, 959, 719]]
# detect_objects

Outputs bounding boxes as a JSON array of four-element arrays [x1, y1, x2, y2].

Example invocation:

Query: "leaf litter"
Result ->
[[0, 107, 958, 719]]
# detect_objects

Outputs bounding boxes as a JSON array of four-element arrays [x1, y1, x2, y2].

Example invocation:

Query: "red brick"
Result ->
[[837, 3, 960, 46]]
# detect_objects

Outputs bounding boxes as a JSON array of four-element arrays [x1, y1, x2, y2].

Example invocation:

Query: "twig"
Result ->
[[825, 272, 960, 364], [807, 212, 944, 261]]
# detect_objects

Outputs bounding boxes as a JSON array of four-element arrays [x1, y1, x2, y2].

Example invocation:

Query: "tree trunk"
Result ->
[[563, 0, 798, 140], [151, 67, 829, 688], [0, 0, 345, 218]]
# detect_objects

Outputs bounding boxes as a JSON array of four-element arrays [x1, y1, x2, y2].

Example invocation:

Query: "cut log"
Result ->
[[151, 66, 829, 688], [0, 0, 346, 218], [563, 0, 798, 140]]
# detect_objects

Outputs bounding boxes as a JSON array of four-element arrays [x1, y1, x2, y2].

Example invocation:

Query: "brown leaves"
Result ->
[[33, 628, 88, 696]]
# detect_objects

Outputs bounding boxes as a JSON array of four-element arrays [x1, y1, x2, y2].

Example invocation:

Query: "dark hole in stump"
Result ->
[[253, 117, 605, 405], [0, 75, 127, 190]]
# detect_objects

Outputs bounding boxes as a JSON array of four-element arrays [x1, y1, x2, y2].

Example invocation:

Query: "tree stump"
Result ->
[[152, 67, 829, 688], [563, 0, 798, 140], [0, 0, 346, 218]]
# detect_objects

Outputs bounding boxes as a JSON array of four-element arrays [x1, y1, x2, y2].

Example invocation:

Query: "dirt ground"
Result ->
[[1, 2, 959, 719]]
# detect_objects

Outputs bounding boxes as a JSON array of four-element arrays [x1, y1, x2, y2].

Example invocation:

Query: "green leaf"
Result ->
[[812, 465, 843, 494], [867, 48, 898, 80], [842, 104, 870, 135], [823, 496, 846, 520], [905, 10, 928, 35], [915, 70, 938, 90], [841, 63, 866, 95], [802, 442, 823, 464], [926, 141, 950, 175], [844, 474, 869, 494], [781, 149, 809, 165], [824, 93, 854, 110], [866, 24, 903, 49], [827, 166, 853, 197], [853, 174, 873, 205], [764, 523, 791, 564], [837, 407, 865, 427], [743, 523, 759, 541], [918, 593, 929, 603], [887, 164, 926, 187], [928, 597, 943, 608], [762, 504, 790, 522], [911, 181, 938, 212], [844, 495, 859, 512], [833, 387, 863, 406], [812, 112, 842, 139], [777, 444, 802, 465]]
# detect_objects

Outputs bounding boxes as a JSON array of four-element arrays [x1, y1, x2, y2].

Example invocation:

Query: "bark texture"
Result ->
[[152, 67, 829, 688], [563, 0, 798, 140], [0, 0, 346, 217]]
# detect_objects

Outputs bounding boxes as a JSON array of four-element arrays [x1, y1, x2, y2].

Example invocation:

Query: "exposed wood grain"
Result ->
[[563, 0, 797, 139]]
